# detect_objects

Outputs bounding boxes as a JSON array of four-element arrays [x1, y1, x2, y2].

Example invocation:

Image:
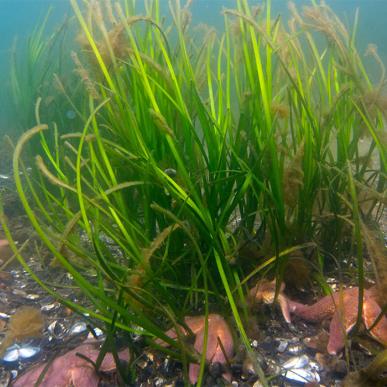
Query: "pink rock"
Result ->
[[251, 280, 387, 354], [160, 314, 234, 384], [13, 342, 130, 387]]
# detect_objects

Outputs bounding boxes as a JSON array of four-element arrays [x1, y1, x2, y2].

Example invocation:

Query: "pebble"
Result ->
[[250, 339, 259, 349]]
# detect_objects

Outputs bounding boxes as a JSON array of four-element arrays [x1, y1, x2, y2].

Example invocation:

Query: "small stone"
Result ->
[[25, 294, 40, 300], [276, 339, 288, 352], [12, 289, 27, 297], [250, 339, 259, 349], [164, 168, 177, 177], [87, 327, 104, 339]]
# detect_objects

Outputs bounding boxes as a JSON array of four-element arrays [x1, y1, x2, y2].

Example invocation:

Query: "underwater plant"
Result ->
[[9, 8, 87, 141], [2, 0, 386, 384]]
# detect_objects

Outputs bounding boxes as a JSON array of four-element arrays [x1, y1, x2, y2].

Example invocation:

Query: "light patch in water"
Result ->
[[66, 110, 76, 120]]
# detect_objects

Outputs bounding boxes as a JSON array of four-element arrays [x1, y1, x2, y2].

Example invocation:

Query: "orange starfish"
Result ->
[[250, 280, 387, 355], [158, 313, 234, 384]]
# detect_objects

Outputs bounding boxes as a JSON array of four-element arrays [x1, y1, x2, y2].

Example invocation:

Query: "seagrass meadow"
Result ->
[[1, 0, 386, 385]]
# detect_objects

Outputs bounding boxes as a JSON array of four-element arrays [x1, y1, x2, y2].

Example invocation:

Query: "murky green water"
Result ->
[[1, 0, 386, 132]]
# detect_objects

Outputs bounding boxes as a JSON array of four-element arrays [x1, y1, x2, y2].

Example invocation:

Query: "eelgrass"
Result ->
[[5, 0, 386, 384], [9, 9, 87, 143]]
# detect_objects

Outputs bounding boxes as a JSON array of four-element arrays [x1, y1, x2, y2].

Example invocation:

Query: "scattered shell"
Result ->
[[87, 327, 103, 339], [281, 354, 321, 384], [154, 377, 166, 386], [2, 344, 41, 363], [265, 358, 280, 375], [69, 321, 87, 335], [287, 343, 303, 354], [308, 359, 321, 371], [282, 355, 309, 369], [250, 339, 259, 349], [276, 339, 288, 352], [10, 270, 20, 278], [41, 302, 60, 312], [284, 368, 320, 383], [47, 321, 67, 338], [25, 294, 40, 300]]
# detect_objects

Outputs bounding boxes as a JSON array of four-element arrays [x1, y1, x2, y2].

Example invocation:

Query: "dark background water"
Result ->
[[0, 0, 386, 134]]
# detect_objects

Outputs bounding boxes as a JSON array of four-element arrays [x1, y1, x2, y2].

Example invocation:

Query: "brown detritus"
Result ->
[[70, 51, 100, 100], [282, 254, 311, 289], [303, 331, 330, 353], [283, 142, 304, 208], [271, 102, 290, 120], [315, 352, 347, 375], [0, 306, 44, 356]]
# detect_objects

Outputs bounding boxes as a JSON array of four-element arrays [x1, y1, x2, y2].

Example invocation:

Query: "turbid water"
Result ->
[[1, 0, 387, 132]]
